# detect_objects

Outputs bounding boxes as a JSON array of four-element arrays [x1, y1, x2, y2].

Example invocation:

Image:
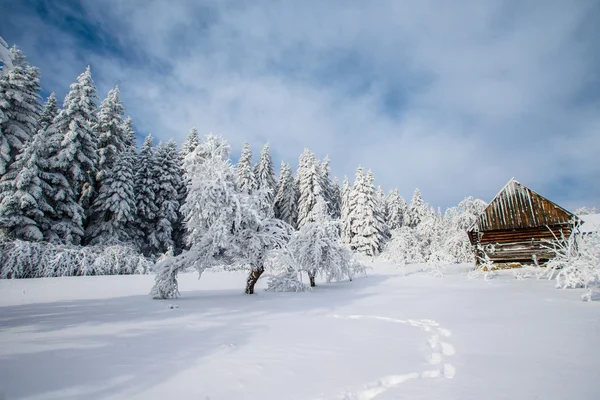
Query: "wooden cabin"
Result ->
[[467, 178, 577, 266]]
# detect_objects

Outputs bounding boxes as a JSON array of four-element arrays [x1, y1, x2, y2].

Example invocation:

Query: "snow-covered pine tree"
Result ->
[[181, 127, 199, 157], [153, 140, 182, 254], [347, 167, 383, 256], [331, 176, 341, 219], [287, 197, 359, 287], [237, 142, 256, 194], [296, 149, 324, 228], [151, 136, 291, 299], [340, 176, 352, 243], [416, 206, 445, 263], [41, 68, 98, 244], [319, 156, 335, 217], [255, 143, 277, 204], [121, 116, 136, 149], [134, 134, 159, 255], [371, 176, 390, 243], [0, 36, 13, 74], [46, 66, 98, 222], [0, 46, 41, 176], [376, 186, 387, 222], [0, 94, 59, 242], [175, 133, 230, 253], [386, 189, 406, 230], [442, 196, 487, 263], [39, 92, 58, 129], [94, 86, 127, 186], [85, 147, 137, 245], [274, 161, 298, 228], [406, 188, 428, 228]]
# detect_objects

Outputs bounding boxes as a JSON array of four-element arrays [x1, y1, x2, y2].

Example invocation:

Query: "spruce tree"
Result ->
[[340, 176, 351, 243], [39, 92, 58, 129], [153, 140, 182, 254], [134, 134, 159, 254], [47, 67, 98, 204], [0, 46, 41, 176], [255, 143, 277, 203], [45, 67, 98, 244], [181, 127, 199, 158], [371, 174, 390, 242], [347, 167, 383, 256], [319, 156, 335, 217], [296, 149, 323, 228], [237, 142, 256, 194], [121, 116, 136, 149], [94, 86, 127, 185], [386, 189, 406, 230], [331, 176, 341, 219], [0, 95, 59, 241], [274, 161, 298, 228], [407, 188, 427, 228], [85, 148, 137, 245], [0, 36, 13, 74]]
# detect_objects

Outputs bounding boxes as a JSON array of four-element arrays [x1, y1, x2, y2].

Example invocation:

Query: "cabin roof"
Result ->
[[468, 178, 575, 232]]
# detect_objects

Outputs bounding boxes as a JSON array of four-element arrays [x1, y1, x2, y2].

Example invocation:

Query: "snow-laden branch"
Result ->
[[0, 36, 13, 74], [151, 135, 292, 299]]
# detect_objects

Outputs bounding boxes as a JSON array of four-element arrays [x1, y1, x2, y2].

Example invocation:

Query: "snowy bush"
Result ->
[[0, 239, 153, 279], [293, 199, 363, 285], [267, 198, 366, 288], [382, 196, 487, 268], [467, 244, 497, 280], [542, 230, 600, 292], [264, 260, 311, 292], [383, 227, 425, 265], [262, 197, 367, 291]]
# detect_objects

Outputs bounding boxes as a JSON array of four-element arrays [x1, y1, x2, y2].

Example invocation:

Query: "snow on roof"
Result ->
[[469, 178, 574, 232], [578, 214, 600, 234]]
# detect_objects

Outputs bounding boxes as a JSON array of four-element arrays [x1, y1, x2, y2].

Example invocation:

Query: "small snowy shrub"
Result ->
[[263, 198, 366, 290], [383, 227, 426, 265], [467, 244, 496, 280], [263, 249, 310, 292], [287, 198, 365, 286], [265, 269, 311, 292], [543, 230, 600, 291], [382, 196, 487, 268], [0, 240, 152, 278]]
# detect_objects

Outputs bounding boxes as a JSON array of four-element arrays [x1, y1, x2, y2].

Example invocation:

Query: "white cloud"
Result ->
[[9, 0, 600, 209]]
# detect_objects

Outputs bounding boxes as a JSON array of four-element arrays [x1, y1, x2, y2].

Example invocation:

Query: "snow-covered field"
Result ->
[[1, 261, 598, 400]]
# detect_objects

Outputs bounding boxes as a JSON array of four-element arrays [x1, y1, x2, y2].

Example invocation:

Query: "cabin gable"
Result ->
[[468, 179, 576, 265]]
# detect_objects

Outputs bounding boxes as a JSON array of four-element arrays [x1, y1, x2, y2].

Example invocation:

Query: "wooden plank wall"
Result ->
[[472, 225, 571, 265]]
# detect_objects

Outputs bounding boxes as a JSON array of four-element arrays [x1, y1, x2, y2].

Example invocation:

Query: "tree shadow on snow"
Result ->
[[0, 273, 391, 399]]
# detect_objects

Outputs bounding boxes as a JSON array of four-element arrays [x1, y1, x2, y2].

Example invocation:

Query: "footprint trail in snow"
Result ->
[[330, 315, 456, 400]]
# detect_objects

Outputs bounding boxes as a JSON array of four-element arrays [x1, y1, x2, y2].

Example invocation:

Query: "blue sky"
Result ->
[[2, 0, 599, 211]]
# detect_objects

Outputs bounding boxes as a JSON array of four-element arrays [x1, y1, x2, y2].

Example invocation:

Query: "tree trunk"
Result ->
[[308, 269, 316, 287], [245, 266, 264, 294]]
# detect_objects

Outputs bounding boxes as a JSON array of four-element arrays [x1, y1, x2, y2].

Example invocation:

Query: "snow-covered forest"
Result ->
[[1, 38, 598, 300], [0, 40, 486, 284]]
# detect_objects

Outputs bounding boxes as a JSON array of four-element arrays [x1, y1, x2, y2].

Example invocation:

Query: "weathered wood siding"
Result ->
[[467, 179, 576, 265], [471, 225, 572, 264]]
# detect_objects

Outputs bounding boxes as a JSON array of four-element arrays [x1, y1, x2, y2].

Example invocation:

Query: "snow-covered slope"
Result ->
[[0, 261, 598, 400], [579, 213, 600, 234]]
